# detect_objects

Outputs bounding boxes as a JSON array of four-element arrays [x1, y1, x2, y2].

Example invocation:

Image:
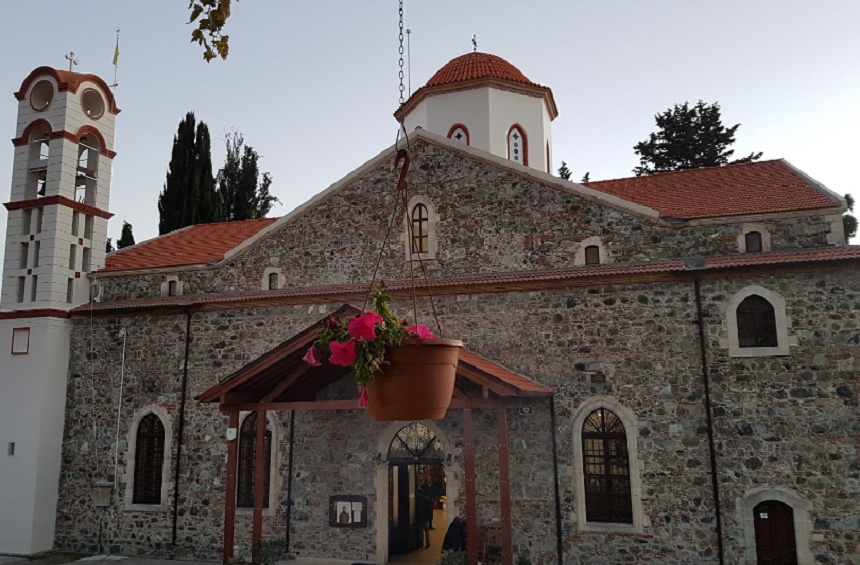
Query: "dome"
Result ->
[[425, 52, 537, 89]]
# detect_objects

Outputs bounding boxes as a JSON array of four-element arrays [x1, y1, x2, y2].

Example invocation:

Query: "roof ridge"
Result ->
[[583, 158, 786, 186]]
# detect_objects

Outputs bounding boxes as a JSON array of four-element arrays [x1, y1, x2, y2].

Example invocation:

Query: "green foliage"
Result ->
[[557, 161, 571, 180], [188, 0, 233, 62], [633, 101, 762, 176], [217, 131, 280, 221], [581, 172, 590, 183], [158, 112, 221, 234], [117, 220, 136, 249], [438, 551, 466, 565], [844, 193, 857, 240], [254, 540, 288, 565], [105, 237, 114, 253]]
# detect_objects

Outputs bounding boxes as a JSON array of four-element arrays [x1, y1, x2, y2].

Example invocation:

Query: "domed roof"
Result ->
[[425, 52, 536, 89], [396, 52, 557, 121]]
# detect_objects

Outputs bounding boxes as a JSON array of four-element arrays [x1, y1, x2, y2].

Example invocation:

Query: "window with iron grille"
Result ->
[[411, 204, 429, 254], [745, 231, 763, 253], [133, 413, 165, 505], [582, 408, 633, 523], [237, 413, 272, 508], [585, 245, 600, 265], [736, 295, 777, 348], [388, 422, 445, 463]]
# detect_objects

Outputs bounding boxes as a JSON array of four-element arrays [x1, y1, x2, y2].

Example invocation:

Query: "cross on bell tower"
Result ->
[[64, 51, 78, 72]]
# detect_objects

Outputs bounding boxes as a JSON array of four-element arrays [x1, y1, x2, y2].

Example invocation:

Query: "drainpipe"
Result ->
[[172, 310, 193, 545], [284, 410, 296, 551], [549, 397, 564, 565], [693, 276, 725, 565]]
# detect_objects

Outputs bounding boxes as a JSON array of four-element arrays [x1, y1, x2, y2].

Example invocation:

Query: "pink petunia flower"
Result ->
[[348, 312, 383, 341], [302, 345, 323, 367], [358, 388, 368, 408], [407, 324, 435, 339], [329, 339, 358, 367]]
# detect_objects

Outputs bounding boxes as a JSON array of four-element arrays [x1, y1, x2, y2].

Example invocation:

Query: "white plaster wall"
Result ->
[[424, 88, 492, 152], [487, 88, 549, 171], [0, 318, 72, 554]]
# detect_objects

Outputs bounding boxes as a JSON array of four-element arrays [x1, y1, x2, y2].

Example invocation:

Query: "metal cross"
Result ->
[[65, 51, 79, 72], [472, 35, 477, 52]]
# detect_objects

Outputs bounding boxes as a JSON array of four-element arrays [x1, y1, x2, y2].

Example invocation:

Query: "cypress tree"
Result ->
[[158, 112, 220, 234], [117, 221, 136, 249], [557, 161, 571, 180], [217, 131, 279, 221]]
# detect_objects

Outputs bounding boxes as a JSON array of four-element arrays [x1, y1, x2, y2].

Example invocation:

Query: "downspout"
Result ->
[[172, 310, 193, 545], [693, 276, 725, 565], [284, 410, 296, 551], [549, 397, 564, 565]]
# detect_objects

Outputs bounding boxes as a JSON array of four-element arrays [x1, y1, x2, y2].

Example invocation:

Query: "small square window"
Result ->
[[268, 272, 279, 290], [585, 246, 601, 265], [12, 327, 30, 354], [745, 232, 762, 253], [168, 280, 178, 297]]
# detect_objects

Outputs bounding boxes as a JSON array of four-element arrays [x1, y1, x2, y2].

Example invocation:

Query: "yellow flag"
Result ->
[[113, 44, 120, 66]]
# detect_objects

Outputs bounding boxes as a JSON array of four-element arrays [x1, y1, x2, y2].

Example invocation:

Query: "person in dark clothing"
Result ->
[[441, 516, 467, 553], [416, 491, 434, 549], [420, 482, 439, 530]]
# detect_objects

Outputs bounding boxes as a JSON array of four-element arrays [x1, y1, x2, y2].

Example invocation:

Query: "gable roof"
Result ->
[[582, 159, 841, 220], [100, 130, 844, 275], [102, 218, 277, 272]]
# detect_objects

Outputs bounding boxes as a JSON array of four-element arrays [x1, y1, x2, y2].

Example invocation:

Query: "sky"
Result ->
[[1, 0, 858, 258]]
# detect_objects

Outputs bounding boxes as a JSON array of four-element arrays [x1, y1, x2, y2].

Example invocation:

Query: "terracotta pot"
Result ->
[[364, 338, 463, 422]]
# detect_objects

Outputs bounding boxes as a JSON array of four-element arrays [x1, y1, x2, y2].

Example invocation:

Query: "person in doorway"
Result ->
[[442, 516, 466, 553], [417, 490, 433, 549], [420, 481, 438, 530]]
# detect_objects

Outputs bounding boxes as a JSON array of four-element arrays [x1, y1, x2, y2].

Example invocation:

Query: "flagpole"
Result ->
[[111, 29, 120, 90]]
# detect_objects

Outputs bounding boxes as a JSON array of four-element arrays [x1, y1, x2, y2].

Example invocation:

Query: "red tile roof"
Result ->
[[102, 218, 277, 272], [426, 52, 537, 89], [583, 159, 840, 219], [458, 350, 552, 396]]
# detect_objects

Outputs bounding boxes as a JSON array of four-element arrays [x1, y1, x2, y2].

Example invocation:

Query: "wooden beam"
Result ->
[[234, 399, 359, 412], [449, 397, 529, 410], [456, 365, 518, 397], [251, 406, 266, 563], [464, 408, 478, 565], [261, 362, 313, 403], [222, 392, 265, 405], [223, 410, 239, 564], [498, 409, 513, 565]]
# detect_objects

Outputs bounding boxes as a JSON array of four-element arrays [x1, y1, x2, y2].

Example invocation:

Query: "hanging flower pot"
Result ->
[[364, 338, 463, 422]]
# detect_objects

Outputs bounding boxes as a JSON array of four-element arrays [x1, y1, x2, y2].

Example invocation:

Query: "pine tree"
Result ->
[[633, 101, 762, 176], [557, 161, 572, 180], [106, 238, 114, 253], [581, 172, 590, 183], [117, 220, 136, 249], [217, 131, 280, 221], [158, 112, 220, 234], [844, 194, 857, 241]]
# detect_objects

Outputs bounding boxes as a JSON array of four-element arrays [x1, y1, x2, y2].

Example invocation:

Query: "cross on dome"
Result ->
[[65, 51, 79, 72]]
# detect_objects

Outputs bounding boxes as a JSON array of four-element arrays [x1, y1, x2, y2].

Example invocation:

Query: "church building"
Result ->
[[0, 52, 857, 565]]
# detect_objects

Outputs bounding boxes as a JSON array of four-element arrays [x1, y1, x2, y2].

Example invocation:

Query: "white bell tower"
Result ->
[[0, 64, 118, 555]]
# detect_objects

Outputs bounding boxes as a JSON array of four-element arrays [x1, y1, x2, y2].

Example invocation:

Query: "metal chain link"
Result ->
[[398, 0, 405, 105]]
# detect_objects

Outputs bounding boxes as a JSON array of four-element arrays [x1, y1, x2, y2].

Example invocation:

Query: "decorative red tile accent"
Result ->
[[15, 67, 121, 114], [78, 238, 83, 245], [102, 218, 278, 272], [4, 195, 113, 219], [583, 159, 839, 219], [75, 272, 81, 278]]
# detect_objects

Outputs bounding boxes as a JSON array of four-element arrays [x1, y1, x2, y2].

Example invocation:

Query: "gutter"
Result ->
[[171, 310, 193, 545]]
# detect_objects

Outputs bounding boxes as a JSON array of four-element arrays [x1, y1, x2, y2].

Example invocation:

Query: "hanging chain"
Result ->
[[398, 0, 405, 106]]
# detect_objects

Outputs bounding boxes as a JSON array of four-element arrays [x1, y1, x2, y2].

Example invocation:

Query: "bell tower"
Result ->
[[0, 65, 118, 555]]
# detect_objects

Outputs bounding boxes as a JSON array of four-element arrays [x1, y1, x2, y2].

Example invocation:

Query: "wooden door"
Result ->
[[389, 464, 418, 555], [754, 501, 798, 565]]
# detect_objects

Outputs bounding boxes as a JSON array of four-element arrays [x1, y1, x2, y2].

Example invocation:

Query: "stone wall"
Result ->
[[56, 265, 859, 564], [97, 139, 838, 303]]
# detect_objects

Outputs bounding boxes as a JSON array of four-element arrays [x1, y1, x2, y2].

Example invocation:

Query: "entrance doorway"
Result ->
[[388, 423, 447, 562], [753, 500, 798, 565]]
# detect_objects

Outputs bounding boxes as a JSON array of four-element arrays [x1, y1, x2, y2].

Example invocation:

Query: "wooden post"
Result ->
[[223, 410, 239, 564], [497, 408, 513, 565], [252, 406, 266, 563], [464, 407, 478, 565]]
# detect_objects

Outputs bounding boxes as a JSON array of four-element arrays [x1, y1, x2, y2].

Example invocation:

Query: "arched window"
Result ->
[[411, 203, 429, 254], [736, 295, 777, 348], [268, 272, 279, 290], [745, 231, 763, 253], [447, 124, 470, 145], [133, 414, 166, 505], [237, 413, 272, 508], [585, 245, 600, 265], [388, 422, 445, 463], [507, 125, 528, 166], [582, 408, 633, 523]]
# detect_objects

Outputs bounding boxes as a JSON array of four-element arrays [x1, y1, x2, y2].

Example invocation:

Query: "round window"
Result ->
[[30, 80, 54, 111], [82, 89, 105, 119]]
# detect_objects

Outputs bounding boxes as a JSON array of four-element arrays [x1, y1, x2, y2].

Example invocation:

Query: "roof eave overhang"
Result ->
[[394, 78, 559, 122]]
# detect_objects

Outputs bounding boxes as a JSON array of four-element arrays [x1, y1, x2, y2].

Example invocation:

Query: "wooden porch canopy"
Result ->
[[197, 304, 552, 565]]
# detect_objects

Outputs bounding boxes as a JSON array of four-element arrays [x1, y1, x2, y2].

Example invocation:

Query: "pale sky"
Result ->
[[1, 0, 858, 259]]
